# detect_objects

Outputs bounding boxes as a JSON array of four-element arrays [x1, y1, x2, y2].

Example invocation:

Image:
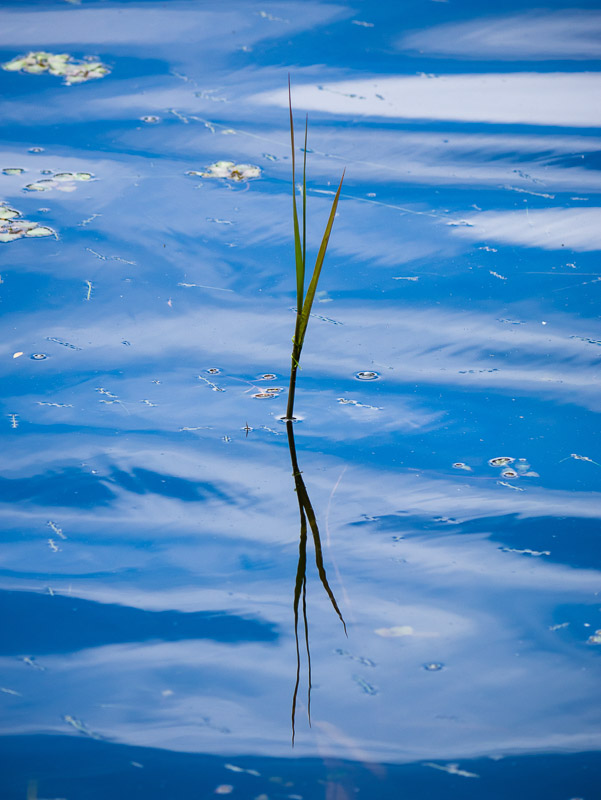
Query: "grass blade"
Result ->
[[297, 169, 345, 347]]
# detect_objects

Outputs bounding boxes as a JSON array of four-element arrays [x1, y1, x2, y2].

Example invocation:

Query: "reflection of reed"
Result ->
[[287, 421, 346, 744]]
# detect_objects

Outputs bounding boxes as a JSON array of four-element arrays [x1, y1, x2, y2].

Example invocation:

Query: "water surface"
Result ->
[[1, 1, 600, 797]]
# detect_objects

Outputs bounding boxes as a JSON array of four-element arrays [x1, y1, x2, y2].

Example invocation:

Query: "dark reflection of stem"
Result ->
[[287, 421, 347, 745]]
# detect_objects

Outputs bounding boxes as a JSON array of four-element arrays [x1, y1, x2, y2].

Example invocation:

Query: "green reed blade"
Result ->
[[297, 169, 345, 348]]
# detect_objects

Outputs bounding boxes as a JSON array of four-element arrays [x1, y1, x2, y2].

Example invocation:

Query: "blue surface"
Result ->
[[1, 0, 600, 797]]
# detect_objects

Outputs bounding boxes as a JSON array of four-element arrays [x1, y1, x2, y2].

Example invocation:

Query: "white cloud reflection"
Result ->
[[0, 2, 345, 48], [449, 207, 601, 251], [253, 73, 601, 127], [399, 10, 601, 61]]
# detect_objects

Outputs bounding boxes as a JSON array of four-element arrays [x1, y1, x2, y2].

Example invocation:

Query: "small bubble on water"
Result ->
[[30, 353, 48, 360], [258, 373, 277, 380], [141, 115, 160, 123], [355, 370, 380, 381], [452, 462, 472, 471], [423, 662, 444, 672], [488, 456, 514, 467], [501, 468, 518, 478]]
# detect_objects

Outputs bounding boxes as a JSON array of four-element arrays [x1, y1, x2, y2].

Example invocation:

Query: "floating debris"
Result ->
[[8, 413, 19, 429], [549, 622, 569, 631], [258, 10, 289, 22], [422, 662, 444, 671], [141, 115, 160, 123], [375, 625, 415, 638], [452, 462, 472, 471], [393, 275, 419, 281], [288, 306, 343, 325], [490, 271, 507, 281], [46, 336, 82, 350], [13, 352, 24, 359], [560, 453, 600, 466], [352, 19, 374, 27], [48, 539, 60, 552], [587, 630, 601, 644], [214, 787, 233, 795], [0, 687, 21, 696], [252, 392, 275, 399], [500, 547, 550, 556], [488, 456, 514, 467], [30, 353, 48, 360], [198, 375, 225, 392], [189, 160, 261, 182], [570, 335, 601, 347], [355, 371, 380, 381], [335, 648, 376, 667], [423, 762, 479, 778], [21, 656, 44, 671], [180, 426, 213, 432], [257, 373, 277, 380], [47, 520, 66, 539], [498, 481, 524, 491], [2, 52, 110, 85], [206, 368, 221, 374], [63, 714, 102, 739], [338, 397, 382, 410], [0, 203, 55, 243], [25, 171, 94, 193], [352, 675, 378, 695], [225, 764, 261, 777], [3, 168, 25, 175], [501, 468, 518, 478]]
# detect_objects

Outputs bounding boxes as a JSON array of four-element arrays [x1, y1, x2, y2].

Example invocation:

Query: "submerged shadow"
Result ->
[[286, 421, 346, 744]]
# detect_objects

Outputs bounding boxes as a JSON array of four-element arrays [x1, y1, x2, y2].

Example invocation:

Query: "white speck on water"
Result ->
[[423, 762, 479, 778]]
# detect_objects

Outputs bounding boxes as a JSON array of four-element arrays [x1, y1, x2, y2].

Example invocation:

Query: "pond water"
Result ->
[[1, 0, 601, 797]]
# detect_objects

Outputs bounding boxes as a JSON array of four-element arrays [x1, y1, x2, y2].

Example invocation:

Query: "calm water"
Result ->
[[1, 1, 601, 797]]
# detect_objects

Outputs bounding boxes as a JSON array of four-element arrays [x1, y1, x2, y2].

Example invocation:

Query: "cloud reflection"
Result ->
[[253, 74, 601, 127], [449, 207, 601, 251], [399, 11, 601, 61]]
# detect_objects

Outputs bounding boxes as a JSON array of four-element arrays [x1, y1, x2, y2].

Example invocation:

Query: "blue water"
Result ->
[[1, 0, 601, 797]]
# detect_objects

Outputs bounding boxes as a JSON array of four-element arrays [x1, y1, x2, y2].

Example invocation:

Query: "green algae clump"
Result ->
[[0, 202, 55, 243], [2, 52, 110, 85]]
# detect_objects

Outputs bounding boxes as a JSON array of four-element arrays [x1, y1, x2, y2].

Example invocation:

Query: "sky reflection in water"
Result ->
[[1, 0, 600, 796]]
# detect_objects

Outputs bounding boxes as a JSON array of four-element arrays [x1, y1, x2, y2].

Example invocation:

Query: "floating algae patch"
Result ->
[[2, 52, 110, 85], [188, 160, 261, 182], [488, 456, 514, 467], [25, 171, 94, 193], [0, 202, 55, 243]]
